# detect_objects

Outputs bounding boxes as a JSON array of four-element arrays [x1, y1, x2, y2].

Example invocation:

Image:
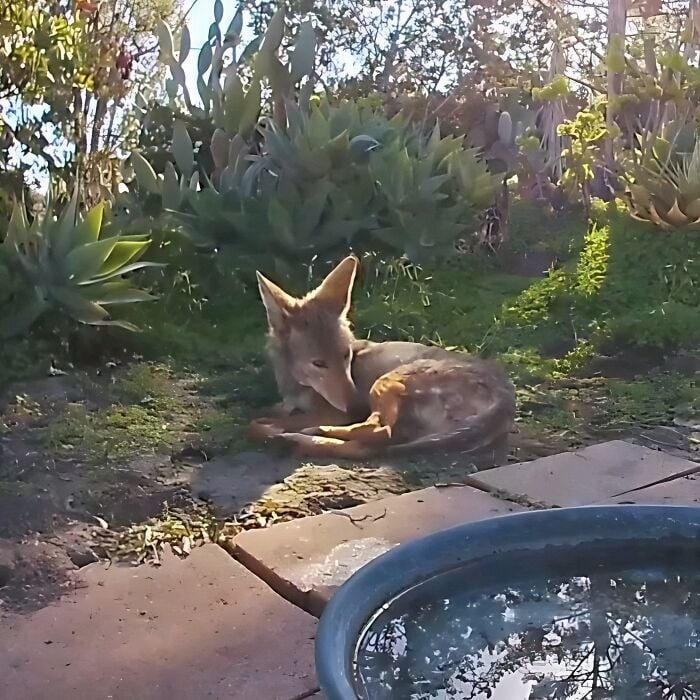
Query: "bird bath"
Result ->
[[315, 505, 700, 699]]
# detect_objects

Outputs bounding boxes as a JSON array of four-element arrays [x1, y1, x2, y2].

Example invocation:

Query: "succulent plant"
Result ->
[[0, 187, 161, 339], [130, 7, 498, 275], [623, 124, 700, 230], [371, 122, 496, 260]]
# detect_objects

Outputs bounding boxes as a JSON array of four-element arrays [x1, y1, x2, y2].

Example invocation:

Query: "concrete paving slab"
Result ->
[[467, 440, 699, 507], [596, 471, 699, 506], [232, 485, 525, 617], [0, 545, 318, 700]]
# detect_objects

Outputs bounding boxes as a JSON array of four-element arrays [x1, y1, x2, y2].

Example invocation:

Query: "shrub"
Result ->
[[0, 187, 161, 339], [504, 202, 700, 351], [128, 6, 497, 284]]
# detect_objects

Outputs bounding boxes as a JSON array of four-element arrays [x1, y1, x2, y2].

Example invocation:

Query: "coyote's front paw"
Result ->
[[247, 418, 286, 442], [270, 431, 345, 455]]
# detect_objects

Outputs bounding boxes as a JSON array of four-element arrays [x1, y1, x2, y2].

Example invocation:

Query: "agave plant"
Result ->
[[0, 188, 161, 339], [624, 125, 700, 230]]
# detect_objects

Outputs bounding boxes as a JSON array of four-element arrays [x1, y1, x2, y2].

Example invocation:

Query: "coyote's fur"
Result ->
[[248, 255, 516, 461]]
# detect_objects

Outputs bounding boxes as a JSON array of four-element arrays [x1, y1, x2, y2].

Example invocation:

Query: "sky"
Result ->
[[181, 0, 244, 96]]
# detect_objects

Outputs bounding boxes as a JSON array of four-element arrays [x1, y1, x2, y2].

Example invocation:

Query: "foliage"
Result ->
[[558, 103, 612, 211], [276, 0, 554, 94], [0, 2, 93, 103], [1, 0, 182, 201], [505, 203, 700, 351], [130, 6, 497, 281], [0, 187, 161, 339], [622, 120, 700, 230]]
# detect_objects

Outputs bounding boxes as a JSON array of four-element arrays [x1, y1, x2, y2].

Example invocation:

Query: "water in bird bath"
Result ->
[[354, 538, 699, 699]]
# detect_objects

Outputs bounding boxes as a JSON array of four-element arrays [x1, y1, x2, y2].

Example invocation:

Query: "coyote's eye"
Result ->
[[312, 359, 327, 369]]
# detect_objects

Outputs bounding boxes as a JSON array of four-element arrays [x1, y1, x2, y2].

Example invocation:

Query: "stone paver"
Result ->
[[232, 485, 525, 617], [0, 544, 318, 700], [596, 471, 699, 506], [467, 440, 699, 507]]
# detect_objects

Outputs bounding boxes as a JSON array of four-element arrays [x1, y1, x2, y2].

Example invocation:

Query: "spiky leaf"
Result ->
[[162, 162, 182, 210], [98, 240, 151, 278], [131, 152, 161, 194], [239, 79, 262, 135], [172, 120, 195, 176], [51, 186, 81, 259], [72, 202, 105, 249], [64, 238, 119, 283], [85, 281, 158, 305]]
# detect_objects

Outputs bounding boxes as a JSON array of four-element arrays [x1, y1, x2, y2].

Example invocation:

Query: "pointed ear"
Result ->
[[311, 255, 358, 316], [256, 271, 295, 332]]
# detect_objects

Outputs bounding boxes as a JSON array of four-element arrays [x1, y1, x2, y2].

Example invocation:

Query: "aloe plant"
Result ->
[[0, 188, 161, 339], [623, 122, 700, 230], [130, 7, 498, 276]]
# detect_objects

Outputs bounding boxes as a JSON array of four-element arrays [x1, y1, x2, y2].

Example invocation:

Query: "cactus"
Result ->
[[131, 6, 498, 275]]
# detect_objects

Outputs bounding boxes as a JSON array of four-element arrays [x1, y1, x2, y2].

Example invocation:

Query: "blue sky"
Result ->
[[182, 0, 240, 95]]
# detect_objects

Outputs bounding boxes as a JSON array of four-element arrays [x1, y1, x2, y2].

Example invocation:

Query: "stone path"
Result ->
[[0, 440, 698, 700]]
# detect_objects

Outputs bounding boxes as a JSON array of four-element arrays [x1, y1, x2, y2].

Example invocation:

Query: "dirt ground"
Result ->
[[1, 355, 698, 615]]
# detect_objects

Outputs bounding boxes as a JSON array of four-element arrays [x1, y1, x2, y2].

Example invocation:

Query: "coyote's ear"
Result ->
[[256, 271, 295, 332], [312, 255, 358, 317]]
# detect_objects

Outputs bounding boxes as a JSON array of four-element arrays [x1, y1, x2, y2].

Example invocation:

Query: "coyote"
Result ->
[[248, 256, 516, 461]]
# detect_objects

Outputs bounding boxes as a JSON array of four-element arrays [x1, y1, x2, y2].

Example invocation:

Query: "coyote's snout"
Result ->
[[249, 256, 516, 462]]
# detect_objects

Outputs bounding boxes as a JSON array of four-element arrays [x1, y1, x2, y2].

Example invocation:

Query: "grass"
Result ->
[[5, 200, 699, 476], [2, 200, 698, 568]]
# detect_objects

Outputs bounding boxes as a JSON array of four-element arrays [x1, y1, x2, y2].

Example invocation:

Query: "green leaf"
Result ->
[[197, 75, 212, 111], [178, 25, 191, 64], [64, 238, 120, 283], [162, 162, 182, 210], [222, 71, 245, 132], [98, 240, 151, 278], [6, 200, 30, 248], [307, 107, 331, 149], [290, 19, 316, 83], [214, 0, 223, 23], [169, 59, 187, 88], [261, 6, 285, 56], [165, 78, 179, 101], [267, 55, 292, 96], [418, 174, 450, 198], [239, 79, 262, 135], [225, 8, 243, 40], [0, 292, 46, 339], [198, 41, 213, 77], [72, 202, 105, 249], [51, 186, 81, 259], [81, 261, 165, 285], [91, 319, 142, 332], [172, 120, 195, 176], [49, 285, 110, 324], [131, 151, 161, 194], [84, 281, 158, 305], [268, 198, 295, 247], [156, 19, 175, 60]]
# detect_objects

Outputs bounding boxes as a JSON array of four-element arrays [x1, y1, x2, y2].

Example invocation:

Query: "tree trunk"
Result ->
[[605, 0, 626, 165]]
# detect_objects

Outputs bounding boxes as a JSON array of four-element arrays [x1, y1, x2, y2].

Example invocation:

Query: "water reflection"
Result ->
[[356, 571, 699, 699]]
